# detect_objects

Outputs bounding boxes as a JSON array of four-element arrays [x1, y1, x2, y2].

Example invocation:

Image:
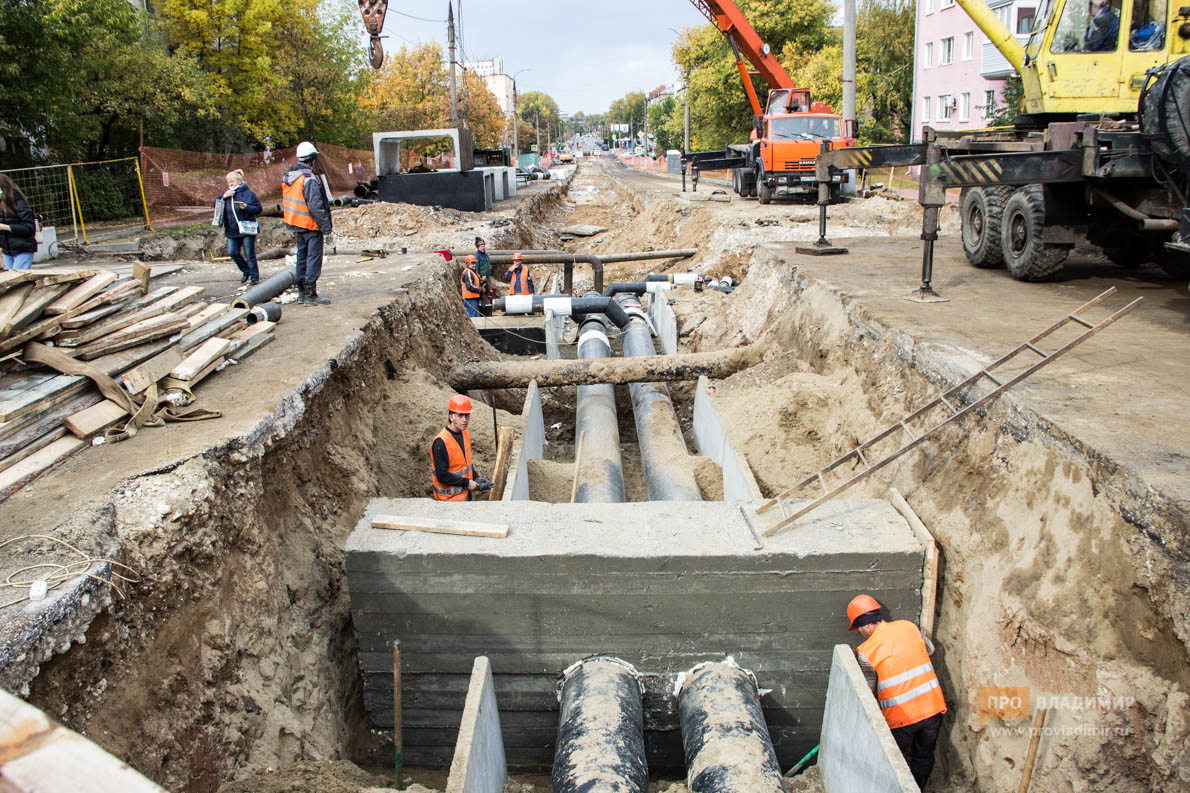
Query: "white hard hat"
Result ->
[[296, 141, 319, 160]]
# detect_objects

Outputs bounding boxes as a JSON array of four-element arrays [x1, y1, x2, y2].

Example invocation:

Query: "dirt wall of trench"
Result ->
[[687, 245, 1190, 793]]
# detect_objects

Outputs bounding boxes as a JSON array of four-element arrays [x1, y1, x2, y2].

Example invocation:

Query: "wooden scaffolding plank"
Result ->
[[43, 272, 118, 315]]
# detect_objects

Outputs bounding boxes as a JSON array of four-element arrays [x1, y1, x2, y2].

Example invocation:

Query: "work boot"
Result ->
[[294, 282, 308, 305], [306, 281, 330, 306]]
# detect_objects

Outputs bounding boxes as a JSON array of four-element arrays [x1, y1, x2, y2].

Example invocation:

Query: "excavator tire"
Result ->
[[1140, 56, 1190, 170], [1001, 185, 1069, 281], [960, 186, 1012, 268]]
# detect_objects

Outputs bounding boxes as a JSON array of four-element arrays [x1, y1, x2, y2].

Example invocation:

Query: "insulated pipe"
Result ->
[[574, 313, 626, 503], [494, 295, 631, 327], [616, 294, 702, 501], [553, 658, 647, 793], [232, 267, 296, 309], [450, 249, 696, 261], [485, 253, 604, 294], [602, 282, 649, 297], [677, 662, 785, 793], [247, 301, 281, 324]]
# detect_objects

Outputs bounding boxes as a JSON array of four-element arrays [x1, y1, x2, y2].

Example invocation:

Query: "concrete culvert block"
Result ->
[[552, 657, 647, 793]]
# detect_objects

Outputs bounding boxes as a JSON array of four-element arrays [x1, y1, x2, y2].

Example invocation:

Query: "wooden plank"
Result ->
[[177, 308, 249, 351], [186, 302, 228, 328], [0, 268, 94, 297], [2, 283, 71, 335], [0, 435, 85, 502], [56, 299, 173, 346], [1, 726, 168, 793], [75, 317, 188, 361], [119, 346, 182, 395], [61, 300, 126, 329], [888, 487, 939, 640], [43, 272, 118, 315], [371, 515, 509, 539], [132, 260, 150, 293], [63, 399, 128, 439], [150, 285, 204, 312], [74, 311, 186, 354], [0, 391, 103, 459], [0, 426, 69, 474], [170, 338, 232, 381], [490, 427, 514, 501], [73, 279, 141, 314], [0, 284, 35, 334], [229, 320, 275, 341]]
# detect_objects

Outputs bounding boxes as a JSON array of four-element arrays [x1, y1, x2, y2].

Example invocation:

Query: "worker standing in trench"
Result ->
[[503, 251, 535, 295], [847, 594, 947, 789], [460, 255, 482, 317], [430, 395, 489, 500]]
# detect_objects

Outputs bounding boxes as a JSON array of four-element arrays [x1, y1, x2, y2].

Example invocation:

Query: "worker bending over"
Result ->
[[430, 395, 488, 501], [460, 255, 481, 317], [847, 594, 947, 789], [503, 252, 535, 295]]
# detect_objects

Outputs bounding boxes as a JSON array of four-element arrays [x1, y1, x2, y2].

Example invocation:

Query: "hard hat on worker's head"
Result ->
[[846, 594, 883, 631], [296, 141, 319, 161], [448, 394, 473, 414], [512, 252, 523, 262], [464, 255, 477, 265]]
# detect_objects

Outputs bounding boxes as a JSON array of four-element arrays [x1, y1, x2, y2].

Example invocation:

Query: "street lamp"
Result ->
[[668, 27, 691, 154], [512, 68, 531, 164]]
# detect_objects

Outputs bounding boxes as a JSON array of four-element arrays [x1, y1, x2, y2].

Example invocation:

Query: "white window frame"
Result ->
[[959, 92, 971, 122], [941, 0, 956, 7], [924, 42, 934, 68], [923, 96, 931, 122], [963, 31, 974, 60], [983, 89, 997, 118], [925, 0, 935, 13], [940, 36, 954, 65], [938, 94, 953, 121]]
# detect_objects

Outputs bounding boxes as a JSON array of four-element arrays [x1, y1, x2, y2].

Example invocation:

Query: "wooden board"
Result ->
[[2, 283, 71, 335], [0, 268, 94, 297], [119, 346, 182, 395], [132, 260, 151, 293], [186, 302, 228, 328], [0, 435, 85, 502], [0, 425, 68, 474], [371, 515, 509, 538], [43, 272, 118, 315], [76, 317, 188, 361], [170, 337, 232, 381], [177, 309, 249, 351], [229, 320, 275, 341], [0, 284, 35, 334], [889, 487, 939, 640], [150, 285, 205, 312], [0, 391, 103, 459], [61, 300, 126, 329], [63, 399, 128, 439]]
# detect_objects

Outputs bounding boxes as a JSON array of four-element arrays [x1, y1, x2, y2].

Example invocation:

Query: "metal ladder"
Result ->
[[756, 287, 1142, 536]]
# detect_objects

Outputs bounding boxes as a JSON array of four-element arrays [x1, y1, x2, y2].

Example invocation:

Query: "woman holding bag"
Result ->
[[0, 173, 38, 271], [214, 169, 262, 284]]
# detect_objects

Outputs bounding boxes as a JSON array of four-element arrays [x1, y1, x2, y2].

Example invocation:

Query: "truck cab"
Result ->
[[750, 106, 853, 203]]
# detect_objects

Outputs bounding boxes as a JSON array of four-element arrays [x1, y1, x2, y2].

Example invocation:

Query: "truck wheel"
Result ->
[[960, 186, 1011, 268], [1001, 186, 1069, 281], [748, 172, 758, 198], [731, 168, 741, 195], [758, 181, 772, 204]]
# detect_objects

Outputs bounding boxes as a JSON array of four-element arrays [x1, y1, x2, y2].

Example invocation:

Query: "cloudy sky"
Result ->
[[368, 1, 711, 115]]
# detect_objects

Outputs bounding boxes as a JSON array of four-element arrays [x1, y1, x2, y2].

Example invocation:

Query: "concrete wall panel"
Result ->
[[503, 380, 543, 501], [445, 656, 507, 793], [692, 375, 764, 501]]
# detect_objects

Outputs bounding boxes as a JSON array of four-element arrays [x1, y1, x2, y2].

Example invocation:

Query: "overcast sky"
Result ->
[[370, 1, 711, 115]]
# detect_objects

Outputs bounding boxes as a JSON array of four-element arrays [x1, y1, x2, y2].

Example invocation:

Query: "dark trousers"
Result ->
[[226, 235, 258, 281], [294, 229, 324, 284], [891, 712, 943, 789]]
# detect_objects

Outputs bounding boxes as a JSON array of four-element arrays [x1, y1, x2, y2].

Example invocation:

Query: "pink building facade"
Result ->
[[911, 0, 1039, 140]]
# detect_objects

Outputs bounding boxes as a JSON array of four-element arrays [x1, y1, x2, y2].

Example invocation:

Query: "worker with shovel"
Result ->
[[430, 395, 490, 501], [847, 594, 947, 788]]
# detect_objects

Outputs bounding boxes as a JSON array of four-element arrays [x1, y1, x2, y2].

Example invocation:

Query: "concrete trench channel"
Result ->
[[0, 159, 1186, 793]]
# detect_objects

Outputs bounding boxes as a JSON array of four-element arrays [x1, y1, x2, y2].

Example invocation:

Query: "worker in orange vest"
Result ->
[[282, 141, 332, 306], [502, 251, 535, 296], [848, 594, 947, 788], [430, 394, 484, 500], [461, 255, 482, 317]]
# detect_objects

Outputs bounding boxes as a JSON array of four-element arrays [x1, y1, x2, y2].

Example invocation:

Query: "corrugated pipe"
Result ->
[[574, 312, 626, 503], [553, 658, 647, 793], [617, 293, 702, 501], [677, 662, 785, 793], [493, 294, 631, 327], [232, 267, 296, 309]]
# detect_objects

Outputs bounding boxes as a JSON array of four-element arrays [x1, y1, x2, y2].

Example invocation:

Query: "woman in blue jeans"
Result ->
[[215, 169, 262, 284], [0, 173, 38, 271]]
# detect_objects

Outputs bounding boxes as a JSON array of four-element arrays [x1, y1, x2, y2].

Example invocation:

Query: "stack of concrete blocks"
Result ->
[[345, 498, 925, 768]]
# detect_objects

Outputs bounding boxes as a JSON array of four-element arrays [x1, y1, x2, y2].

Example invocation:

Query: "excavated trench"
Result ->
[[9, 159, 1188, 793]]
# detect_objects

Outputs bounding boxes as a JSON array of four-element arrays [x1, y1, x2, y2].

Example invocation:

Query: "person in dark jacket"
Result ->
[[0, 173, 38, 271], [281, 141, 333, 306], [215, 169, 263, 285]]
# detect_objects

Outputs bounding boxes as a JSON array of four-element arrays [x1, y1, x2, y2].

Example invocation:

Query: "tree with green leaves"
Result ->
[[518, 91, 560, 144]]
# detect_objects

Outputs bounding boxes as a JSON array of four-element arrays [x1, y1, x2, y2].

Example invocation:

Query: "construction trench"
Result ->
[[0, 157, 1187, 793]]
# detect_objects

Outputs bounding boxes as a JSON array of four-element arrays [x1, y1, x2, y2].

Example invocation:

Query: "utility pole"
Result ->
[[512, 86, 518, 158], [843, 0, 857, 137], [683, 72, 691, 153], [535, 110, 541, 160], [447, 3, 458, 128]]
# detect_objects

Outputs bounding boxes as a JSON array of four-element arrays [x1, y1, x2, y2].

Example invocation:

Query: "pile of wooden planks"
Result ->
[[0, 265, 280, 503]]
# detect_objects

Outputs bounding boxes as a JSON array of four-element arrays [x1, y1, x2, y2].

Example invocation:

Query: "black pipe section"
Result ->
[[231, 267, 297, 309], [602, 282, 649, 297], [493, 295, 631, 328], [553, 658, 647, 793], [617, 294, 702, 501], [677, 663, 785, 793], [247, 301, 281, 324], [574, 313, 625, 503]]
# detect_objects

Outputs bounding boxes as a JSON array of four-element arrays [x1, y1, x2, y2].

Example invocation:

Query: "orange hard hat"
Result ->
[[846, 594, 882, 630], [465, 255, 477, 264], [448, 394, 473, 414], [512, 252, 524, 261]]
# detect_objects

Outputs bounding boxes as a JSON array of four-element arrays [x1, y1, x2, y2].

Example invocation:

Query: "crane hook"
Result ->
[[358, 0, 389, 69]]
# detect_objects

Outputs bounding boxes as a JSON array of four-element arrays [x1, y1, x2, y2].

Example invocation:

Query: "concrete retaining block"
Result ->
[[503, 380, 543, 501], [692, 375, 763, 501], [445, 656, 507, 793], [646, 291, 678, 356]]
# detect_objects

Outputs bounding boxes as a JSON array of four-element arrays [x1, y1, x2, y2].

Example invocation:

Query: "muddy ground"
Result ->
[[0, 155, 1186, 793]]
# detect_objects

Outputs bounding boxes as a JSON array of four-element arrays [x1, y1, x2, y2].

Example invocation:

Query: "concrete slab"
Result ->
[[503, 381, 544, 502], [692, 375, 763, 501], [819, 645, 917, 793], [445, 657, 507, 793], [346, 498, 925, 767]]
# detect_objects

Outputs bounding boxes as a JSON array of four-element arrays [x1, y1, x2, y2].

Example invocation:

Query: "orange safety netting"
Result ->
[[139, 143, 376, 210]]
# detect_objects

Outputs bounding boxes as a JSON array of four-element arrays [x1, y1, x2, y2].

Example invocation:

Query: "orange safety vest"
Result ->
[[460, 267, 481, 299], [506, 267, 532, 295], [430, 428, 473, 501], [282, 173, 319, 230], [857, 620, 947, 729]]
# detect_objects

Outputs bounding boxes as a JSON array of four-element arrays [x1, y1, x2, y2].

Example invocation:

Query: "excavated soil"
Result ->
[[1, 156, 1186, 793]]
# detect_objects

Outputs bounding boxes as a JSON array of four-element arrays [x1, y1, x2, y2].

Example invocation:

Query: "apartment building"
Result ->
[[911, 0, 1038, 140], [463, 58, 516, 115]]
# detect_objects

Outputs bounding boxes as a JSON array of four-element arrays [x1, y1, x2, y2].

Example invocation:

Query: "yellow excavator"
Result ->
[[815, 0, 1190, 284]]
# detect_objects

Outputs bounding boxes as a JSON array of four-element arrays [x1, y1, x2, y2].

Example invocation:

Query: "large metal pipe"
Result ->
[[553, 658, 647, 793], [460, 249, 697, 262], [449, 250, 699, 294], [617, 294, 702, 501], [677, 662, 785, 793], [574, 313, 626, 503], [232, 267, 296, 309]]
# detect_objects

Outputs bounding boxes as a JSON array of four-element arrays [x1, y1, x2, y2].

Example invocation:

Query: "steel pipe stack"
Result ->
[[677, 662, 785, 793], [573, 313, 625, 503], [616, 294, 702, 501], [553, 658, 648, 793]]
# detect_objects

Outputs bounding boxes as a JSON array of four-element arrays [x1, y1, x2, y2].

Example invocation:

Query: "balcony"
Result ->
[[981, 36, 1029, 78]]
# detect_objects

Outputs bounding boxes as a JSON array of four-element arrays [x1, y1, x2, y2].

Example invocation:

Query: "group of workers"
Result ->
[[460, 237, 536, 317]]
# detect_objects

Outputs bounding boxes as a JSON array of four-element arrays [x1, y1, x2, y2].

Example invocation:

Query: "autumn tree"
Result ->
[[517, 91, 560, 145], [460, 71, 505, 148]]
